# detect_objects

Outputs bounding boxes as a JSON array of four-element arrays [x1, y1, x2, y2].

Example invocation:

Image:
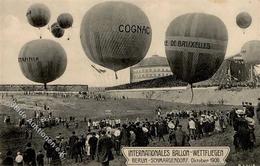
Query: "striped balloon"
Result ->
[[80, 1, 152, 72], [241, 40, 260, 65], [236, 12, 252, 29], [51, 22, 65, 38], [18, 39, 67, 87], [165, 13, 228, 84], [26, 3, 51, 28], [57, 13, 73, 29]]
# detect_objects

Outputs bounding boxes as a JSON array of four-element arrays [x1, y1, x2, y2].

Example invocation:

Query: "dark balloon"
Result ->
[[26, 3, 51, 28], [80, 1, 152, 72], [57, 13, 73, 29], [236, 12, 252, 29], [165, 13, 228, 84], [51, 22, 65, 38], [18, 39, 67, 86], [241, 40, 260, 65]]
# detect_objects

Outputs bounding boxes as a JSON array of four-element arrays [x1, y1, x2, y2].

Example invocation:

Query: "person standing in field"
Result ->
[[120, 124, 130, 147], [256, 98, 260, 124], [157, 121, 165, 142], [2, 151, 14, 166], [23, 143, 36, 166], [85, 132, 92, 159], [69, 131, 78, 159], [188, 118, 196, 140], [173, 125, 190, 146], [88, 132, 98, 160], [36, 150, 44, 166], [43, 141, 53, 164], [97, 130, 114, 166]]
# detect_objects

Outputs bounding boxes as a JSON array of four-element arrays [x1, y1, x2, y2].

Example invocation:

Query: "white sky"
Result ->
[[1, 0, 260, 87]]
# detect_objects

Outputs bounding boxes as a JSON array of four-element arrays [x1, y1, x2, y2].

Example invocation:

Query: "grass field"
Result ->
[[0, 94, 259, 166]]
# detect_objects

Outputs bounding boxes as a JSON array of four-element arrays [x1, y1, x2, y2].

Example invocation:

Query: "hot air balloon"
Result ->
[[236, 12, 252, 30], [80, 1, 152, 79], [18, 39, 67, 89], [57, 13, 73, 40], [241, 40, 260, 65], [241, 40, 260, 82], [26, 3, 51, 38], [26, 3, 50, 27], [165, 13, 228, 101], [51, 22, 65, 38], [57, 13, 73, 29]]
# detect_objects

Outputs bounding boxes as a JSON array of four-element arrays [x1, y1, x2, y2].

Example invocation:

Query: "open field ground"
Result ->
[[107, 87, 260, 106]]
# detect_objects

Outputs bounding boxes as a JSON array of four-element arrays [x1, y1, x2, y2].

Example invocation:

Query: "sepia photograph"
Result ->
[[0, 0, 260, 165]]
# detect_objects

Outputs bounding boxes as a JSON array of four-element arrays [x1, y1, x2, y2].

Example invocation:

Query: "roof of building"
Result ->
[[133, 55, 169, 68], [227, 53, 243, 61]]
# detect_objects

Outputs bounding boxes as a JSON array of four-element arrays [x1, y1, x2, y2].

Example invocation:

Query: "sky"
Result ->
[[1, 0, 260, 87]]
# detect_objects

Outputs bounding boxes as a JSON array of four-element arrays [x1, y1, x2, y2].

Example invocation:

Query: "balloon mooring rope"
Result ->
[[115, 72, 118, 80], [190, 83, 194, 103]]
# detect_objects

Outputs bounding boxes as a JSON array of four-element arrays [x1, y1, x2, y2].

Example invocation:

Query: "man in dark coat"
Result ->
[[72, 138, 82, 163], [88, 132, 98, 160], [97, 130, 114, 166], [256, 98, 260, 124], [24, 142, 36, 166], [120, 124, 130, 146], [79, 134, 86, 154], [171, 125, 189, 146], [36, 150, 44, 166], [246, 103, 255, 118], [157, 121, 165, 141], [69, 131, 78, 159], [43, 141, 53, 164], [50, 144, 62, 166], [135, 122, 145, 146], [2, 151, 14, 166]]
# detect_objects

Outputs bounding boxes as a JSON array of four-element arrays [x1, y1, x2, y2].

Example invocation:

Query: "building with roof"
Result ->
[[195, 53, 254, 87], [130, 55, 173, 83]]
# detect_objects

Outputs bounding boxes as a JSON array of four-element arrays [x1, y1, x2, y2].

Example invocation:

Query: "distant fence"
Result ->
[[0, 84, 88, 92]]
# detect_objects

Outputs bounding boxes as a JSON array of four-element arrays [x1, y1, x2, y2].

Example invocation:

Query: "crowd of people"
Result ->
[[1, 99, 259, 166]]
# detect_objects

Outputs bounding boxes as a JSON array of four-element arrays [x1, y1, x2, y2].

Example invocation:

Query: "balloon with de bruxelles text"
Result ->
[[80, 1, 152, 75], [18, 39, 67, 89], [165, 13, 228, 84]]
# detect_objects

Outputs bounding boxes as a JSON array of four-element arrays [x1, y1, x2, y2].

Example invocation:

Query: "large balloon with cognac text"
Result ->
[[80, 1, 152, 78]]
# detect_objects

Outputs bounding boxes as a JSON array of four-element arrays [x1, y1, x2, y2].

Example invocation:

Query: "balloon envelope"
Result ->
[[236, 12, 252, 29], [165, 13, 228, 84], [26, 3, 51, 28], [80, 1, 152, 72], [18, 39, 67, 84], [241, 40, 260, 65], [57, 13, 73, 29], [51, 22, 65, 38]]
